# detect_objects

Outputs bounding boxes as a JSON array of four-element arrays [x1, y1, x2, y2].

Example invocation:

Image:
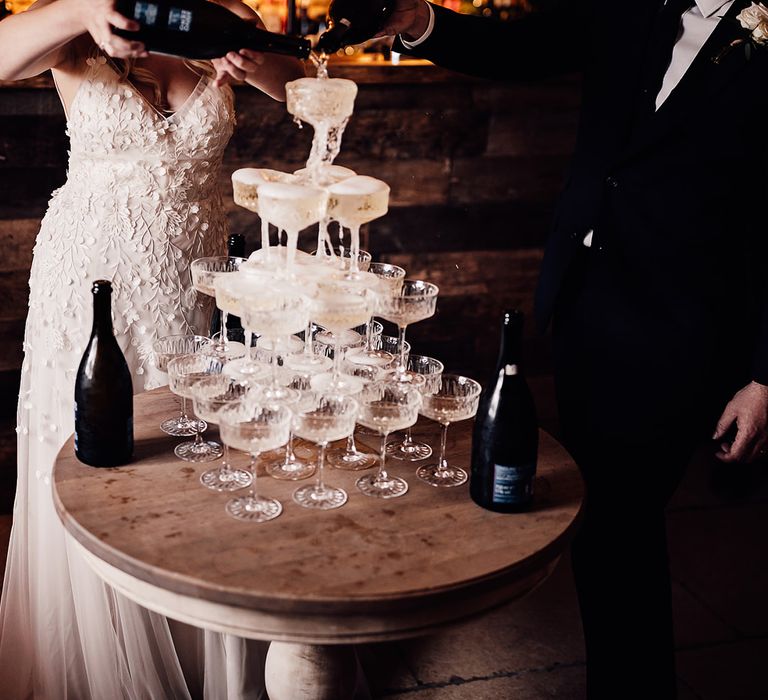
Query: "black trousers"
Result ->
[[552, 245, 722, 699]]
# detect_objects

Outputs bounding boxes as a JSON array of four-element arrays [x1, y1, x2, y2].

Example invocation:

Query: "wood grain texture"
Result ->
[[53, 387, 583, 620]]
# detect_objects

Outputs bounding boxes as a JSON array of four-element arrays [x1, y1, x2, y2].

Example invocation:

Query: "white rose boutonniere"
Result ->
[[714, 2, 768, 63]]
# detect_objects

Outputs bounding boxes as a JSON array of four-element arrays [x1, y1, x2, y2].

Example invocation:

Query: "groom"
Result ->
[[379, 0, 768, 696]]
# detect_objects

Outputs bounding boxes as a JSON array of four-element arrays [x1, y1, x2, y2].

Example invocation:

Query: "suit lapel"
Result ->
[[619, 0, 751, 161]]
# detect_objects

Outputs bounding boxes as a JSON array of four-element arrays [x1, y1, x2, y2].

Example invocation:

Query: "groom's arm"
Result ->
[[391, 2, 591, 82]]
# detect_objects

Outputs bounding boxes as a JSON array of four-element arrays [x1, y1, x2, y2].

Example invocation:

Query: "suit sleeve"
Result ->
[[752, 307, 768, 386], [393, 2, 592, 81]]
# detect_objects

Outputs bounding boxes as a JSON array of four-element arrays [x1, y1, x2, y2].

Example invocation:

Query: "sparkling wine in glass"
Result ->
[[153, 334, 212, 436], [219, 402, 292, 523], [310, 286, 374, 397], [355, 381, 421, 499], [240, 285, 311, 404], [215, 274, 272, 384], [167, 354, 225, 463], [346, 262, 405, 368], [416, 375, 482, 488], [191, 256, 247, 359], [257, 182, 328, 273], [377, 279, 439, 387], [387, 354, 444, 462], [191, 375, 254, 491], [327, 359, 382, 471], [292, 394, 359, 510], [264, 371, 317, 482], [326, 176, 389, 276]]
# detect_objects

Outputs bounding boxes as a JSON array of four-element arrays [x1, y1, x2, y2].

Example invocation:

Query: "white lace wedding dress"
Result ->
[[0, 54, 267, 699]]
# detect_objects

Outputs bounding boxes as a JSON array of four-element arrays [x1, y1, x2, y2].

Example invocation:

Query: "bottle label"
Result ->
[[168, 7, 193, 32], [134, 2, 159, 26], [492, 463, 535, 505]]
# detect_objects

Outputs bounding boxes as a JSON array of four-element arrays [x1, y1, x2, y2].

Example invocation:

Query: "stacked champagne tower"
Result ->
[[156, 72, 482, 523]]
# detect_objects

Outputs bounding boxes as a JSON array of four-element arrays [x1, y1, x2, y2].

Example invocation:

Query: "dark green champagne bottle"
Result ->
[[209, 233, 245, 342], [74, 281, 134, 467], [470, 310, 538, 512], [114, 0, 311, 60], [316, 0, 395, 53]]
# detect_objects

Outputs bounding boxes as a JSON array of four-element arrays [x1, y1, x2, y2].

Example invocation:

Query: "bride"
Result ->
[[0, 1, 303, 697]]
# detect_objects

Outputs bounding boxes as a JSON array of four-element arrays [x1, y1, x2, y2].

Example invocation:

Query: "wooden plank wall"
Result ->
[[0, 66, 581, 509]]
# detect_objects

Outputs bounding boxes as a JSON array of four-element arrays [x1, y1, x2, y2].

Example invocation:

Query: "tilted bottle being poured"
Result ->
[[114, 0, 312, 60], [316, 0, 395, 54]]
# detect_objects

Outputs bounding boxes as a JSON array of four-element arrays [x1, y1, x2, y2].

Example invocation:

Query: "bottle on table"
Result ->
[[209, 233, 245, 343], [74, 281, 134, 468], [113, 0, 312, 60], [469, 310, 538, 512], [316, 0, 395, 54]]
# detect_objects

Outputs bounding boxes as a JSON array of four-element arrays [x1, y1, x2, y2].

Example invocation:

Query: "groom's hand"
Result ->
[[713, 381, 768, 463], [374, 0, 432, 41]]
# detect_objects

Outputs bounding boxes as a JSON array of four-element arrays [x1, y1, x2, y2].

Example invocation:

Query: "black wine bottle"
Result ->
[[113, 0, 311, 60], [316, 0, 394, 53], [470, 310, 538, 512], [209, 233, 245, 342], [74, 281, 134, 467]]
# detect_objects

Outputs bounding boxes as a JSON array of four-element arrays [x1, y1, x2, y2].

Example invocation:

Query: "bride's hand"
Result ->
[[74, 0, 147, 58], [212, 49, 265, 88]]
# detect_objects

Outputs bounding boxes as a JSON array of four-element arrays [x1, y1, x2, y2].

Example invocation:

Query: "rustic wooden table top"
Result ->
[[53, 386, 583, 629]]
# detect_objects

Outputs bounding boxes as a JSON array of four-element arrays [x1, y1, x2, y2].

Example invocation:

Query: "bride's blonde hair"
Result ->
[[112, 57, 217, 113]]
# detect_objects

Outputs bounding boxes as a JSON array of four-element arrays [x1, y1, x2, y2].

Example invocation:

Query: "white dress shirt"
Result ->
[[401, 0, 736, 247]]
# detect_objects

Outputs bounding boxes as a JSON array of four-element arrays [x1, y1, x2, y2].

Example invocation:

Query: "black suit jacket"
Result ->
[[396, 1, 768, 387]]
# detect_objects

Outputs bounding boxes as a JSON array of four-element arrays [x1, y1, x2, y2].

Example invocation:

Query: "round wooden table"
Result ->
[[53, 386, 583, 699]]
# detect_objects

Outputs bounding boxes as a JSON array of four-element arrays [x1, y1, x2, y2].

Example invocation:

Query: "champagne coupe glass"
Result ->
[[240, 284, 311, 403], [376, 334, 410, 364], [326, 175, 389, 276], [286, 77, 358, 189], [167, 354, 225, 462], [347, 262, 405, 367], [327, 360, 382, 471], [356, 334, 409, 437], [219, 402, 292, 522], [190, 256, 247, 359], [378, 280, 439, 386], [215, 274, 272, 384], [292, 394, 359, 510], [387, 355, 444, 462], [314, 327, 363, 359], [355, 382, 422, 499], [153, 334, 212, 436], [191, 375, 253, 491], [265, 371, 317, 481], [257, 182, 328, 274], [310, 286, 375, 397], [416, 375, 482, 488]]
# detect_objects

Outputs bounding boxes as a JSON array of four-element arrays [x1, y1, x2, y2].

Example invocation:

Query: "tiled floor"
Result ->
[[0, 381, 766, 699]]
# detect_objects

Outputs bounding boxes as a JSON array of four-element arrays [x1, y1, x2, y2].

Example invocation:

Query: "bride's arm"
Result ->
[[211, 0, 305, 102], [0, 0, 145, 81]]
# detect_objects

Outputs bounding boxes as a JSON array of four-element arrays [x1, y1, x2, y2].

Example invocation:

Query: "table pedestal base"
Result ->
[[265, 642, 369, 700]]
